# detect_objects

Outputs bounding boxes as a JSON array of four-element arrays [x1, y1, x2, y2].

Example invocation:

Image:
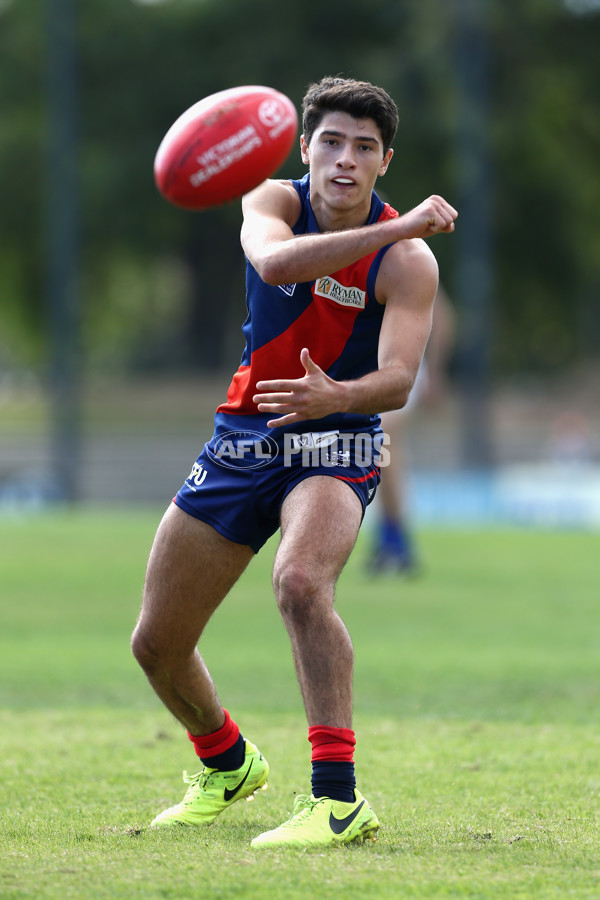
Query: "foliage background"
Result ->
[[1, 0, 599, 380]]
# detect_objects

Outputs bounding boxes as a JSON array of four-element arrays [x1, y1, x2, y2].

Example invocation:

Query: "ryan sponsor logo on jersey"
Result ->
[[314, 277, 366, 309]]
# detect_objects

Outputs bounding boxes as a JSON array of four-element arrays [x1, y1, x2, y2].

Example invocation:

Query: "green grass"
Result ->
[[1, 510, 599, 898]]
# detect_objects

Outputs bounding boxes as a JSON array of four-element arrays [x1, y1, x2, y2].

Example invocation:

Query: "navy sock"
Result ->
[[200, 733, 245, 771], [311, 761, 356, 803]]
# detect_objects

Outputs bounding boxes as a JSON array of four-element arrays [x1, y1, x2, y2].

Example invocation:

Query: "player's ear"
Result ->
[[300, 135, 310, 166], [378, 148, 393, 177]]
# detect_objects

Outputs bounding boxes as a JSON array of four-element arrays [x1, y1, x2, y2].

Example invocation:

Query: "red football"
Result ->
[[154, 85, 298, 210]]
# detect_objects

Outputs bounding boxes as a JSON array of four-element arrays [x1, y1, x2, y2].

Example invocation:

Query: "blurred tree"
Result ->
[[492, 1, 600, 373], [0, 0, 598, 376], [0, 0, 46, 365]]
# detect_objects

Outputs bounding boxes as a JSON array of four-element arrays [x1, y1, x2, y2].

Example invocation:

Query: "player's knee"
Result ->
[[273, 561, 325, 626], [131, 622, 164, 674]]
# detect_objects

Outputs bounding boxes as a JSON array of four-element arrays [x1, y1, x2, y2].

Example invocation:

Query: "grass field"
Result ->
[[1, 509, 599, 898]]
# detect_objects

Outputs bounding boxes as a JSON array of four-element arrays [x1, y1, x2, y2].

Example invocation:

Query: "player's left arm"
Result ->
[[253, 239, 439, 427], [369, 237, 440, 411]]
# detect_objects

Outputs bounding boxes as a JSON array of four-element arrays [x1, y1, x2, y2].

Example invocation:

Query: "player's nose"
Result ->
[[335, 146, 356, 168]]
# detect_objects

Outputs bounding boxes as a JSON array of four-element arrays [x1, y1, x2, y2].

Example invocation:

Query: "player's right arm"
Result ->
[[241, 180, 457, 287], [240, 179, 302, 282]]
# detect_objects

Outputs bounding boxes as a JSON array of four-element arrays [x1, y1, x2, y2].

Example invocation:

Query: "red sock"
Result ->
[[187, 708, 240, 760], [308, 725, 356, 763]]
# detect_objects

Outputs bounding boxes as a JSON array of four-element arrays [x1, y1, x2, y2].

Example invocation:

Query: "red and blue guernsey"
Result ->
[[215, 173, 400, 440]]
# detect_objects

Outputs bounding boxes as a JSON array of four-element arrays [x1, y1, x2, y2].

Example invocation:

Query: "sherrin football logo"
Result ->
[[315, 277, 366, 309]]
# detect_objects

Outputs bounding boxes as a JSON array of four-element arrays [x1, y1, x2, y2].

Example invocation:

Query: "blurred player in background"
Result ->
[[369, 284, 455, 573], [131, 76, 457, 849]]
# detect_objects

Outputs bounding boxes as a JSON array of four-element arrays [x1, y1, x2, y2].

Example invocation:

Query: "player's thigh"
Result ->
[[276, 475, 363, 586], [139, 503, 254, 652]]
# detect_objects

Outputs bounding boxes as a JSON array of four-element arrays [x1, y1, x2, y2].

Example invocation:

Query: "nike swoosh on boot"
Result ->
[[329, 799, 366, 835], [223, 760, 254, 801]]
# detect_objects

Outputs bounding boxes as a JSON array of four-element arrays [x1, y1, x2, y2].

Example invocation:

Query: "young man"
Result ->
[[132, 76, 457, 849]]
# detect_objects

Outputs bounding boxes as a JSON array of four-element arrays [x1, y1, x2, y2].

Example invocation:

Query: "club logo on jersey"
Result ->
[[278, 283, 297, 297], [314, 277, 366, 309]]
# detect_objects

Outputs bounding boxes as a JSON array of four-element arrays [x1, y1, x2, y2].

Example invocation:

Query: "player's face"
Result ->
[[301, 111, 393, 225]]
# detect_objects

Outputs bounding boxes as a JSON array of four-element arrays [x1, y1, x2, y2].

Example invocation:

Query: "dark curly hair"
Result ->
[[302, 76, 399, 154]]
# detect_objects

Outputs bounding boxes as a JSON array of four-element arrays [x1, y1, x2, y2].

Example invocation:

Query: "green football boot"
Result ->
[[150, 740, 268, 827], [251, 789, 379, 849]]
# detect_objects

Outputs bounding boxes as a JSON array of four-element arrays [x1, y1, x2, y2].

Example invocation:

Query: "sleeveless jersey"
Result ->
[[216, 173, 399, 436]]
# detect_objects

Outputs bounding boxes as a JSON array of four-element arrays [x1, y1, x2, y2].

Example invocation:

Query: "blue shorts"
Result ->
[[174, 422, 383, 553]]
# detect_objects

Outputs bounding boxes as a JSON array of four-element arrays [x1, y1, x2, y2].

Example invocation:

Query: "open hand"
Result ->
[[253, 348, 341, 428]]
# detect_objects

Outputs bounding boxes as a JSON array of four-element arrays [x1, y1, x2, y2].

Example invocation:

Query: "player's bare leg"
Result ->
[[131, 503, 254, 735], [272, 475, 363, 728], [253, 475, 380, 849], [132, 504, 269, 828]]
